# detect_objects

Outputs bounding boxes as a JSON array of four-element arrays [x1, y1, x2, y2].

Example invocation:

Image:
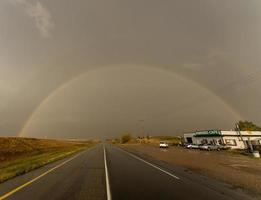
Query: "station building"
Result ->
[[184, 130, 261, 149]]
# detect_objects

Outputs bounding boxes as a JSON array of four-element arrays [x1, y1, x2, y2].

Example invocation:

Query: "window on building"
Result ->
[[186, 137, 193, 144], [225, 139, 237, 146], [200, 139, 207, 144]]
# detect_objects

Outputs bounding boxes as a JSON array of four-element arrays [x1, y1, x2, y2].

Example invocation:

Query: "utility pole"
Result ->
[[248, 137, 254, 152], [236, 123, 246, 149]]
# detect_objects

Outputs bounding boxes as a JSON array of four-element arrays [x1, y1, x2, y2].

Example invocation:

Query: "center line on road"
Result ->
[[103, 145, 112, 200], [118, 148, 180, 180], [0, 149, 87, 200]]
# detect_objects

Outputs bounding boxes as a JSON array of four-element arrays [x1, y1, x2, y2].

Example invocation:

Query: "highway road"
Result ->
[[0, 144, 255, 200]]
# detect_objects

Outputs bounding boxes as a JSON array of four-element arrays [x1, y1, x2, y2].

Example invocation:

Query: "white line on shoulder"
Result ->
[[118, 147, 180, 180], [103, 145, 112, 200]]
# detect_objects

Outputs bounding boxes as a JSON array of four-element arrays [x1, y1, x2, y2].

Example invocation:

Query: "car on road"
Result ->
[[159, 141, 169, 148], [186, 144, 200, 149]]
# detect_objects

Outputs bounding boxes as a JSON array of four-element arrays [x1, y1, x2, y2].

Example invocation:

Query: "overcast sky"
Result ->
[[0, 0, 261, 139]]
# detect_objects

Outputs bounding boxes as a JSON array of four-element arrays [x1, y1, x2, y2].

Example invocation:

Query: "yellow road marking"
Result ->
[[0, 151, 85, 200]]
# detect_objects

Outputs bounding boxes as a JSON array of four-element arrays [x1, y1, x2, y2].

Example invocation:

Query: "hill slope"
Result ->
[[0, 137, 95, 182]]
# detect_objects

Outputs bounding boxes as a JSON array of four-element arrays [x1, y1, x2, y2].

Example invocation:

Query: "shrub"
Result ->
[[121, 133, 132, 144]]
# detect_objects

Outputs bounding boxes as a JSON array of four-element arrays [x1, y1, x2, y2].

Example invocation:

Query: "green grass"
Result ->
[[0, 138, 95, 183]]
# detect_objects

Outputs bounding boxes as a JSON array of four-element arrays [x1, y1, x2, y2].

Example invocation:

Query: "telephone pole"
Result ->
[[236, 123, 246, 149]]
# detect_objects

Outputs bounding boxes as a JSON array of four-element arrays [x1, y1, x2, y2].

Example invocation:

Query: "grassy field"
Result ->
[[133, 135, 181, 145], [149, 135, 181, 145], [108, 135, 182, 145], [0, 137, 97, 183]]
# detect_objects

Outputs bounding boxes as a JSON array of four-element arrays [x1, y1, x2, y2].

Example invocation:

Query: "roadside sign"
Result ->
[[195, 130, 221, 136]]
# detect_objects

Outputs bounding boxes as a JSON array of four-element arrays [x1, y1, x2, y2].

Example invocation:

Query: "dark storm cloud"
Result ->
[[0, 0, 260, 138]]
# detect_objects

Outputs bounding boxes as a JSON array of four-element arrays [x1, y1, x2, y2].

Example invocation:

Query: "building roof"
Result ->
[[184, 130, 261, 137]]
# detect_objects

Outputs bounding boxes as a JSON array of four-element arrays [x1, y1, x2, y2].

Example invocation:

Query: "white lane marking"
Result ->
[[103, 146, 112, 200], [118, 148, 180, 180]]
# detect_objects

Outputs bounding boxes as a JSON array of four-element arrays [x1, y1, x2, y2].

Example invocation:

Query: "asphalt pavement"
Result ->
[[0, 144, 255, 200]]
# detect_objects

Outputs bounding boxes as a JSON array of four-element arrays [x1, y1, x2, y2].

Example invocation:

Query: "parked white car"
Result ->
[[159, 141, 169, 148], [199, 144, 221, 151], [186, 144, 200, 149]]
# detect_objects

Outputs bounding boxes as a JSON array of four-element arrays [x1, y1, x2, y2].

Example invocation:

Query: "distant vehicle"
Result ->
[[186, 144, 200, 149], [217, 145, 231, 150], [159, 141, 169, 148], [199, 144, 221, 151]]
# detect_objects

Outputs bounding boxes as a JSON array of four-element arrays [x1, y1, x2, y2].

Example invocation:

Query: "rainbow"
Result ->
[[18, 65, 243, 137]]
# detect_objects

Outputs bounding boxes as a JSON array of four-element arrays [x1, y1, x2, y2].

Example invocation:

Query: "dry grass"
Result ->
[[108, 135, 182, 145], [0, 137, 96, 183], [127, 136, 182, 145], [149, 136, 181, 145]]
